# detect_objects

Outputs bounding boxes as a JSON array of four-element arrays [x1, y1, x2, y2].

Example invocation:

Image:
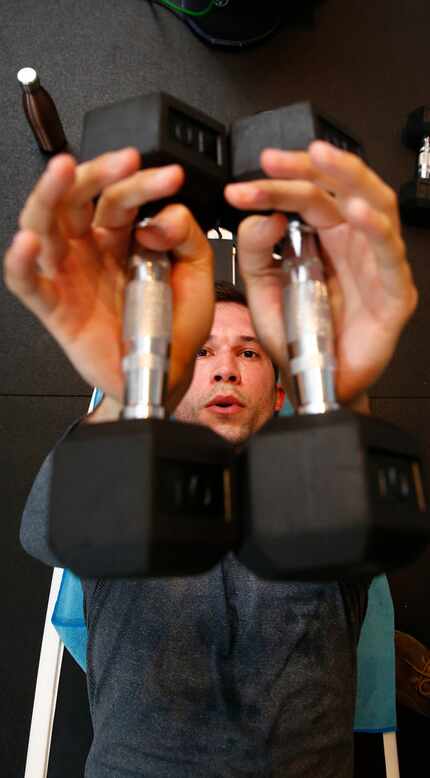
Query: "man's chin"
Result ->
[[205, 418, 250, 445]]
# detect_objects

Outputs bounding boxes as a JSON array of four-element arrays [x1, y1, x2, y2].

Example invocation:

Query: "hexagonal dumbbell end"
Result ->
[[221, 102, 365, 232], [234, 409, 430, 581], [48, 418, 240, 578], [80, 91, 230, 233]]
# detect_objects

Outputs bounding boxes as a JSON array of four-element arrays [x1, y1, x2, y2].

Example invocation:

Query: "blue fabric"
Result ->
[[353, 575, 396, 732], [51, 387, 104, 672], [51, 567, 88, 671], [52, 390, 396, 732]]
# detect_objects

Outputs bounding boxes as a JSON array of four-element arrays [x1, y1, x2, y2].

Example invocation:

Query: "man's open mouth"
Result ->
[[205, 395, 244, 414]]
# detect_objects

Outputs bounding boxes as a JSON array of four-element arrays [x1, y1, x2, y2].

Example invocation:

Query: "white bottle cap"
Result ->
[[17, 67, 40, 91]]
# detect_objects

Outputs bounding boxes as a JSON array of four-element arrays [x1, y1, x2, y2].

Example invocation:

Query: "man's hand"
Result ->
[[3, 149, 214, 410], [224, 141, 418, 406]]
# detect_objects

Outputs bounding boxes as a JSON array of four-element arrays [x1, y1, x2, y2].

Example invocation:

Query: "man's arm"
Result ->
[[20, 393, 126, 566], [20, 417, 84, 567], [20, 393, 120, 566]]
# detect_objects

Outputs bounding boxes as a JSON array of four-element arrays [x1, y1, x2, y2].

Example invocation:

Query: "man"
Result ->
[[5, 141, 417, 776], [92, 279, 286, 438], [175, 280, 285, 440]]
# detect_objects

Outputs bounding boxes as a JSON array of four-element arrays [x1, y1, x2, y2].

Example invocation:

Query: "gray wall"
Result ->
[[1, 1, 429, 775]]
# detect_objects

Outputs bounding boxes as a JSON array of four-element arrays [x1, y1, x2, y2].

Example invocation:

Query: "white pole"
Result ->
[[23, 567, 64, 778], [383, 731, 400, 778]]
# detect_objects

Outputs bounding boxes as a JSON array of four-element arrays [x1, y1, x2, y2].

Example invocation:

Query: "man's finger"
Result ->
[[4, 230, 58, 319], [134, 203, 212, 265], [261, 143, 400, 225], [260, 148, 340, 192], [341, 197, 417, 310], [224, 179, 343, 230], [58, 148, 141, 236], [18, 148, 140, 242], [92, 164, 185, 230], [135, 203, 215, 387], [235, 212, 288, 278], [309, 142, 399, 219], [18, 154, 76, 235]]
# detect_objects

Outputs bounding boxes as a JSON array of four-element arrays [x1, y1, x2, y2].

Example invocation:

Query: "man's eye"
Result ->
[[196, 348, 209, 357], [242, 350, 259, 358]]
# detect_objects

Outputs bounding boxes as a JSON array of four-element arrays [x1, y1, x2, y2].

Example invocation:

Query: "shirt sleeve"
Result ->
[[20, 416, 86, 568]]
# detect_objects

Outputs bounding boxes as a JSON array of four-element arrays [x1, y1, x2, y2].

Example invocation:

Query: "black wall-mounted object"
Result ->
[[399, 106, 430, 228]]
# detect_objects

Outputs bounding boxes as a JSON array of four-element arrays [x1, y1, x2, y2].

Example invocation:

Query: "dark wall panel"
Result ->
[[0, 396, 89, 777]]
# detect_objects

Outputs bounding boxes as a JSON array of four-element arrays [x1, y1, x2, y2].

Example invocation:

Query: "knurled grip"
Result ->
[[282, 222, 339, 414], [122, 253, 172, 418]]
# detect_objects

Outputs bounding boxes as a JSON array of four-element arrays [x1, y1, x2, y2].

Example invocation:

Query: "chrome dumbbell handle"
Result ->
[[121, 246, 172, 420], [282, 220, 340, 416]]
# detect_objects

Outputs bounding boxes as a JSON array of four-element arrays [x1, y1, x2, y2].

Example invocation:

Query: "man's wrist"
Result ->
[[81, 359, 196, 423], [83, 396, 122, 424]]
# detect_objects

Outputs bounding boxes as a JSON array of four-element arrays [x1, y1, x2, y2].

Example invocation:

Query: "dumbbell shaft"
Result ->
[[282, 220, 339, 414], [121, 245, 172, 420]]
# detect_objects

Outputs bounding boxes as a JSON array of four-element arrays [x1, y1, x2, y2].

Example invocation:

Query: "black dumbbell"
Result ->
[[234, 217, 430, 582], [49, 416, 240, 578], [50, 94, 240, 578], [399, 106, 430, 227], [236, 408, 430, 581]]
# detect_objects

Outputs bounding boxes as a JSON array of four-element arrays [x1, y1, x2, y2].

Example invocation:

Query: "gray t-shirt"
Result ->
[[20, 418, 370, 778]]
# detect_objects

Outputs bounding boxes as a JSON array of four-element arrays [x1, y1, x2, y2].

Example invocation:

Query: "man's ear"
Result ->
[[274, 383, 286, 413]]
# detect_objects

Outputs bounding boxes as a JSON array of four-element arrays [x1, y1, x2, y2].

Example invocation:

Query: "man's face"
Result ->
[[174, 302, 285, 444]]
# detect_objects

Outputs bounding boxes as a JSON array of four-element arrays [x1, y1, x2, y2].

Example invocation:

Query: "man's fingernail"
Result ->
[[108, 148, 136, 171], [136, 217, 153, 229], [310, 140, 338, 158], [152, 165, 180, 184], [136, 217, 165, 234], [229, 185, 264, 206]]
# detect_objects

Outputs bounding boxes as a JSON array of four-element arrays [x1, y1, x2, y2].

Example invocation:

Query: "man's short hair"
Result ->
[[214, 280, 279, 383], [214, 280, 248, 307]]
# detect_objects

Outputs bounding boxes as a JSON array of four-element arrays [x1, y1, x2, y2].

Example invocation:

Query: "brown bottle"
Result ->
[[17, 67, 68, 154]]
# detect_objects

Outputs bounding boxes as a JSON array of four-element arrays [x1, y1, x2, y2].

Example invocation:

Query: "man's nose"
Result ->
[[212, 355, 241, 383]]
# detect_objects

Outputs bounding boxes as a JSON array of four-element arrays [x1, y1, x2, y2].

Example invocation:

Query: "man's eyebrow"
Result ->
[[206, 335, 261, 345]]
